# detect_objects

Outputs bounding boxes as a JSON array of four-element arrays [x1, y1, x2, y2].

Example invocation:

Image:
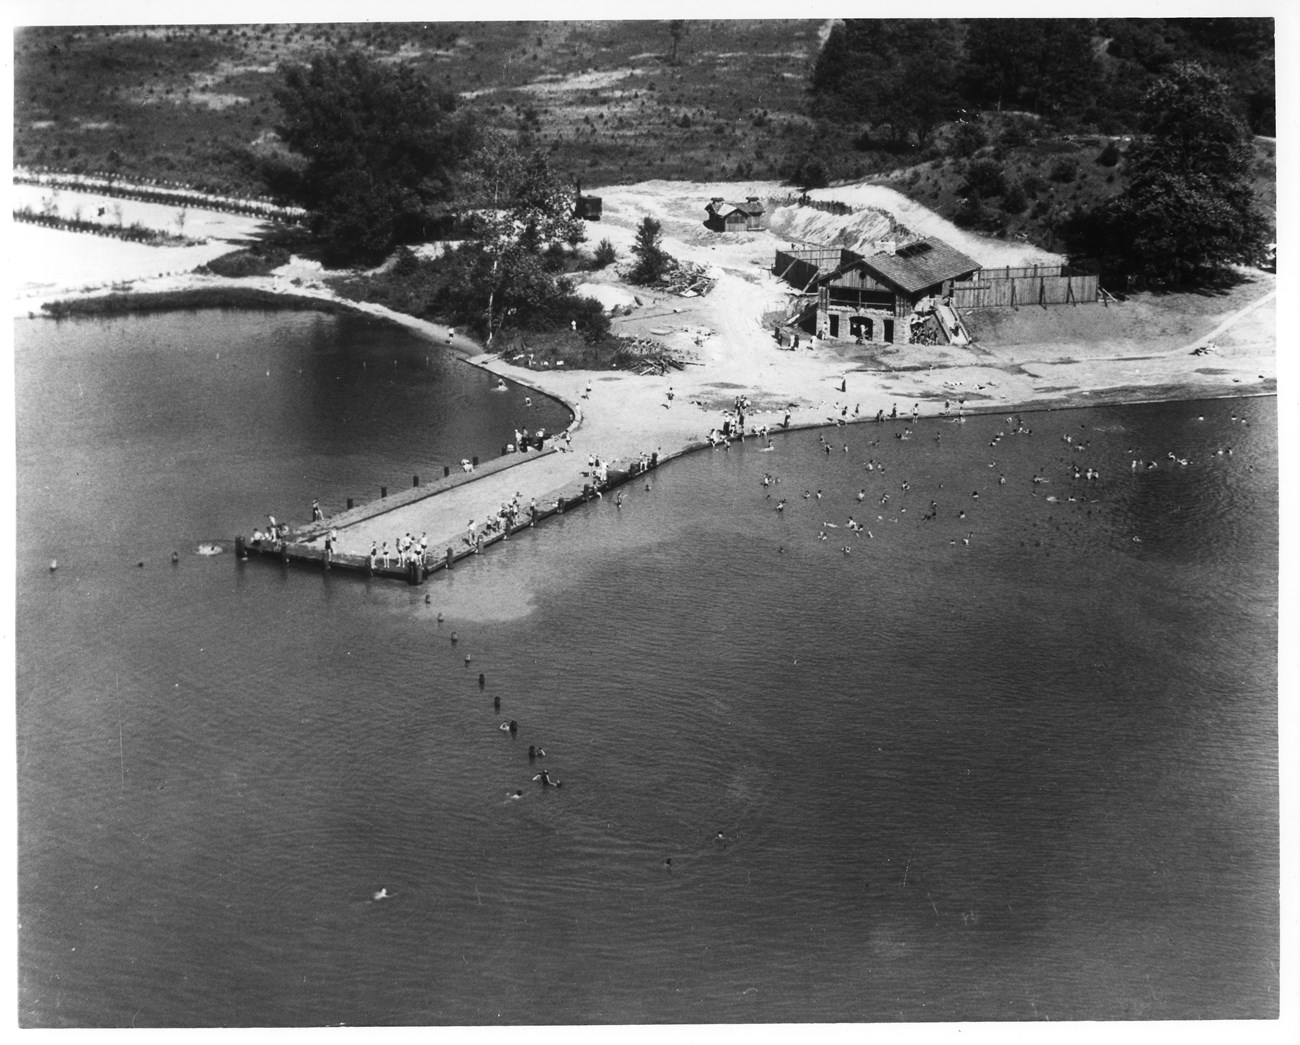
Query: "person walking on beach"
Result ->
[[311, 498, 323, 522]]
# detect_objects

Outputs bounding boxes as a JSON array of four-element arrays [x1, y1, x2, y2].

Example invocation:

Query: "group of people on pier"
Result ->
[[372, 532, 429, 570], [506, 426, 549, 454]]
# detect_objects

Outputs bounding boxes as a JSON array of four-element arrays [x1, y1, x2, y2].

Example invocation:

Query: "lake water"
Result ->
[[14, 310, 1279, 1026]]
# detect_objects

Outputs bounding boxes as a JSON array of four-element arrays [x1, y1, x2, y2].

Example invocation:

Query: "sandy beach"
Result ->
[[12, 180, 1277, 563]]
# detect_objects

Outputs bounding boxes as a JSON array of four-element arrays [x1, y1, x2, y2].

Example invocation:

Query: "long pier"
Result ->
[[236, 448, 664, 584]]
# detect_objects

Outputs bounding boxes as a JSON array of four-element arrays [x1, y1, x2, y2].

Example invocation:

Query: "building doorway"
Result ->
[[828, 315, 839, 339], [850, 316, 872, 341], [883, 318, 894, 343]]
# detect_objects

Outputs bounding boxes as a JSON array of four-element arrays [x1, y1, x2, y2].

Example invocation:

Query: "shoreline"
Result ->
[[13, 185, 1275, 569]]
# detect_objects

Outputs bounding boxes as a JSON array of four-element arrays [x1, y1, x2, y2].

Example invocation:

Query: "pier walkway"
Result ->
[[237, 351, 725, 583]]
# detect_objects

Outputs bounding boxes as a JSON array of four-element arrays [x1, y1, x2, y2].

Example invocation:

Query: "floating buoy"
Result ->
[[49, 559, 57, 571]]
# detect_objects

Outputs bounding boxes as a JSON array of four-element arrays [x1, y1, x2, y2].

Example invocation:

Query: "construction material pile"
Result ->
[[658, 259, 716, 297], [611, 335, 689, 375]]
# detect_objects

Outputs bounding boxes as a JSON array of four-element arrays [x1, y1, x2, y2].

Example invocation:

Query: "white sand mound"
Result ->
[[803, 183, 1063, 268], [766, 205, 904, 254], [573, 282, 637, 312]]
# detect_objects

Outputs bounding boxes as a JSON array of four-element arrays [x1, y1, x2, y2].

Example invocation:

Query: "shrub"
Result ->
[[200, 245, 291, 278], [1001, 180, 1029, 215], [1049, 157, 1079, 182], [996, 117, 1034, 150], [962, 158, 1006, 199], [954, 193, 993, 231], [592, 238, 617, 268], [947, 122, 987, 159], [1096, 140, 1122, 167]]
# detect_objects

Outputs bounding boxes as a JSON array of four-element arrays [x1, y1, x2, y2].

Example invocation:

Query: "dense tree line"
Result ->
[[1059, 63, 1270, 289], [806, 16, 1273, 153]]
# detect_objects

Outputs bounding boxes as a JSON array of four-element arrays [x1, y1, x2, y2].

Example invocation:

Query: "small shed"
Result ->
[[704, 196, 765, 233], [574, 180, 602, 221]]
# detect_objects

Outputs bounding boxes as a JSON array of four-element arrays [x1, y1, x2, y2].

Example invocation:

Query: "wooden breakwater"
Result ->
[[235, 453, 662, 585]]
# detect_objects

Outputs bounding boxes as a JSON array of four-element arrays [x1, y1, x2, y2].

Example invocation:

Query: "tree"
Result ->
[[456, 137, 587, 341], [271, 49, 475, 263], [1079, 63, 1269, 286], [628, 216, 671, 285], [667, 21, 688, 65], [810, 20, 961, 148], [963, 19, 1100, 120]]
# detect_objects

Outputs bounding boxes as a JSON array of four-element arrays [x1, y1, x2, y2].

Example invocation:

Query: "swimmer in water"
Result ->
[[533, 769, 562, 787], [373, 888, 390, 901]]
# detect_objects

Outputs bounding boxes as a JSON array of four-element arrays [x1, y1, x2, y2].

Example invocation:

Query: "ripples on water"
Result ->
[[15, 314, 1278, 1026]]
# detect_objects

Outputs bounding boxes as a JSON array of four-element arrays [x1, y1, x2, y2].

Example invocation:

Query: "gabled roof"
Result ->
[[707, 198, 764, 217], [855, 237, 980, 295]]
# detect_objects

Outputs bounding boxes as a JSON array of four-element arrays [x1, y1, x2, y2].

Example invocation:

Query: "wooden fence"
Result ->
[[773, 247, 847, 289], [951, 264, 1099, 309]]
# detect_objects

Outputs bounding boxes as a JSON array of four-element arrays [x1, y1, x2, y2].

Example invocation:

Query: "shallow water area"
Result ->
[[15, 310, 1278, 1026]]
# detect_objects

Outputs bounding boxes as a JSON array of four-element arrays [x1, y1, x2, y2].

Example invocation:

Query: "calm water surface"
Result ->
[[15, 311, 1278, 1026]]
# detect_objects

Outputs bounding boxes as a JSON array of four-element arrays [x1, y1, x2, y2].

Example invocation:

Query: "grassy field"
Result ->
[[14, 21, 825, 195]]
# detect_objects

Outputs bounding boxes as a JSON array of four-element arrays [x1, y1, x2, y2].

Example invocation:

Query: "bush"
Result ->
[[996, 117, 1034, 150], [954, 193, 994, 231], [1096, 140, 1122, 167], [591, 238, 617, 269], [962, 158, 1006, 199], [1049, 156, 1079, 182], [201, 245, 292, 278], [948, 122, 988, 159], [1001, 180, 1029, 214]]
